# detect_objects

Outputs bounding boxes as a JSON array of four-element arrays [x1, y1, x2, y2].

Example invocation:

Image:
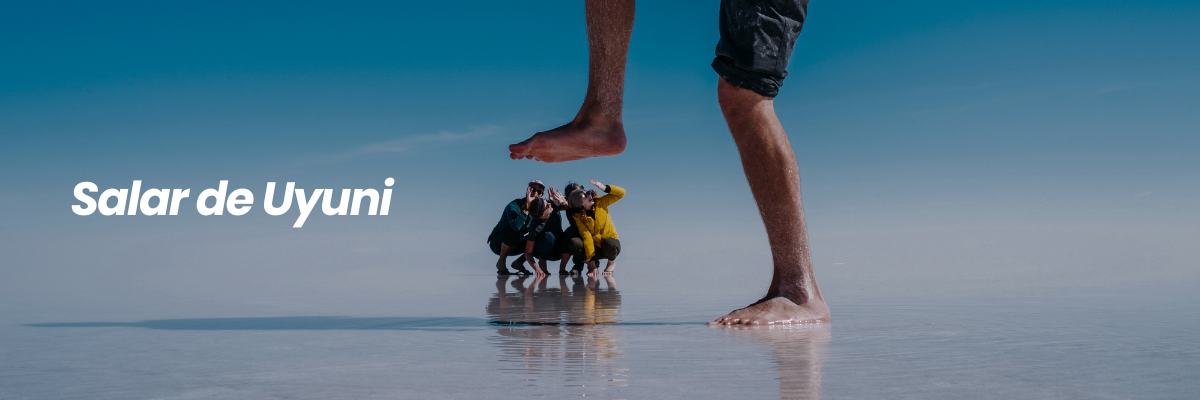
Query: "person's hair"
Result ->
[[563, 182, 584, 210], [568, 189, 589, 210], [564, 182, 584, 196], [528, 198, 548, 218]]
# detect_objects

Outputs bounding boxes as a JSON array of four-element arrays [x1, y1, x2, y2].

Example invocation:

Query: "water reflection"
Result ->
[[725, 324, 831, 400], [486, 274, 627, 394]]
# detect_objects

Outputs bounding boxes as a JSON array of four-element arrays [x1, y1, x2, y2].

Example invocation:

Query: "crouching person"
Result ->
[[518, 191, 568, 277], [567, 180, 624, 277], [558, 182, 587, 275], [488, 181, 546, 275]]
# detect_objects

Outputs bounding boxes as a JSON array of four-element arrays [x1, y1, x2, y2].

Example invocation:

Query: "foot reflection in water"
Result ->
[[723, 324, 831, 400], [486, 274, 626, 395]]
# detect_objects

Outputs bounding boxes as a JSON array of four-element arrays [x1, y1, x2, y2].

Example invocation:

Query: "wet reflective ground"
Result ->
[[3, 274, 1198, 399]]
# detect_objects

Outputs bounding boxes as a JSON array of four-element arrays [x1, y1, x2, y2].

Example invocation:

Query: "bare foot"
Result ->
[[708, 297, 830, 326], [509, 119, 626, 163], [496, 258, 510, 275], [602, 260, 615, 276]]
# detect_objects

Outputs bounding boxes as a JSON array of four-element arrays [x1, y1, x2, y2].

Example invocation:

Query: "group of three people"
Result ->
[[488, 179, 624, 278]]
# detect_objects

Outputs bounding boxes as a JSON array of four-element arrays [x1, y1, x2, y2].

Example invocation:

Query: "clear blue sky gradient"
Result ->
[[1, 0, 1198, 300]]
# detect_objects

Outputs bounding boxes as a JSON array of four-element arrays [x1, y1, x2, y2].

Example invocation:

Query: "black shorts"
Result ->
[[711, 0, 810, 98]]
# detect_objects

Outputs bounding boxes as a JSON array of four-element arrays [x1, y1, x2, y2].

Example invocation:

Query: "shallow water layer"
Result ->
[[2, 274, 1198, 399]]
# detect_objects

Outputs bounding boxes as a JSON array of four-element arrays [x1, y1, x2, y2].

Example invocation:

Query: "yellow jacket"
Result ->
[[572, 185, 624, 261]]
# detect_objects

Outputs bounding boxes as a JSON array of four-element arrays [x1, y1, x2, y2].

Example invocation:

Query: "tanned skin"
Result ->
[[508, 0, 632, 162], [708, 78, 828, 325], [511, 1, 828, 325]]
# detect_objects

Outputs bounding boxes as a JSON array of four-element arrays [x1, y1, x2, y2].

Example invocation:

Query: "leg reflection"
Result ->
[[725, 324, 830, 400]]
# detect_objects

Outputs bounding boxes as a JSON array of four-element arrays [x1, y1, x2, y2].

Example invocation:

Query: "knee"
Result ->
[[717, 77, 767, 117], [567, 238, 585, 254], [600, 238, 621, 259]]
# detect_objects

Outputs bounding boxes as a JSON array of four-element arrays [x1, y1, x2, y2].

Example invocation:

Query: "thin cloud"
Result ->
[[316, 125, 500, 164]]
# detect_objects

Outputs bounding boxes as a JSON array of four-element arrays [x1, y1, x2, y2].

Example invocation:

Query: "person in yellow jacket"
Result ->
[[566, 179, 624, 277]]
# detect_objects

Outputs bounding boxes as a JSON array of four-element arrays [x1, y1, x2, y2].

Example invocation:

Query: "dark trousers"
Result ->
[[491, 229, 562, 261], [489, 228, 525, 256], [554, 229, 583, 270], [531, 231, 562, 261], [567, 237, 621, 262]]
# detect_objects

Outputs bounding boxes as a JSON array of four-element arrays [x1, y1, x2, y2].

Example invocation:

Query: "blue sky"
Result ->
[[1, 0, 1198, 303]]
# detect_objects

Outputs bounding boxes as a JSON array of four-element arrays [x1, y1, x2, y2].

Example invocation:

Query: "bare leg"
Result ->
[[724, 324, 830, 399], [559, 253, 571, 274], [709, 78, 830, 326], [559, 274, 570, 296], [511, 257, 531, 275], [496, 243, 513, 274], [508, 0, 632, 163], [603, 259, 616, 276], [586, 260, 599, 278]]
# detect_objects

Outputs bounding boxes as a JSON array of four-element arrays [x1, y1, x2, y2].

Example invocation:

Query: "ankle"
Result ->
[[574, 111, 622, 132], [760, 289, 817, 307]]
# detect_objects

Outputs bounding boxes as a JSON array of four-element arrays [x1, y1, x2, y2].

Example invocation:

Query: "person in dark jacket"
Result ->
[[558, 182, 587, 275], [488, 180, 546, 275], [517, 190, 568, 277]]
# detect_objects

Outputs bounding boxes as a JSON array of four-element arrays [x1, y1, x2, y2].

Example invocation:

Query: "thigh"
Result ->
[[535, 232, 559, 260], [500, 229, 526, 256], [553, 232, 570, 255], [490, 239, 502, 255]]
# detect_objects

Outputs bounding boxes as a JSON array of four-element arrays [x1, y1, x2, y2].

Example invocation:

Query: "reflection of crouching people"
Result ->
[[567, 179, 624, 277], [488, 181, 546, 275]]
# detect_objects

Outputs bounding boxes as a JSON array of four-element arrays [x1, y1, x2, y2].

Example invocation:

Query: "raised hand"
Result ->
[[588, 179, 607, 192], [549, 187, 567, 205]]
